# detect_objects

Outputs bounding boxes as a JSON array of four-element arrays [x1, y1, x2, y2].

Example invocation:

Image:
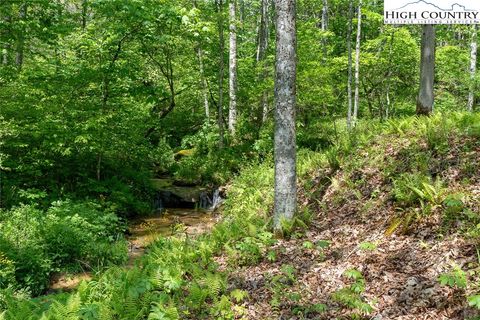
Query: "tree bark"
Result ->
[[239, 0, 245, 22], [81, 0, 88, 30], [15, 3, 27, 69], [417, 24, 436, 115], [346, 0, 353, 130], [257, 0, 270, 123], [2, 8, 10, 65], [385, 28, 396, 119], [197, 46, 210, 119], [192, 0, 210, 119], [273, 0, 297, 234], [467, 25, 477, 112], [217, 0, 225, 148], [228, 0, 238, 135], [353, 0, 362, 125], [321, 0, 328, 63]]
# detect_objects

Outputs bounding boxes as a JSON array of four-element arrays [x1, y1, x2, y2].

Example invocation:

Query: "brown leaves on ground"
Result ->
[[225, 133, 480, 320]]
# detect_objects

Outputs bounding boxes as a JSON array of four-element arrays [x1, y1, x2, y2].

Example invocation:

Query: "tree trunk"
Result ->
[[2, 8, 10, 65], [321, 0, 328, 63], [197, 46, 210, 119], [217, 0, 225, 148], [228, 0, 238, 135], [353, 0, 362, 125], [239, 0, 245, 22], [273, 0, 297, 234], [385, 28, 396, 119], [346, 0, 353, 130], [192, 0, 210, 119], [81, 0, 88, 30], [417, 24, 436, 115], [467, 25, 477, 112], [15, 3, 27, 69], [257, 0, 270, 123]]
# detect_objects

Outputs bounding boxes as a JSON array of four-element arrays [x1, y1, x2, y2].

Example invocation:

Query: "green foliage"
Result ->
[[332, 269, 374, 316], [148, 303, 179, 320], [358, 242, 377, 251], [468, 295, 480, 309], [268, 264, 297, 310], [438, 265, 467, 289], [0, 201, 127, 296], [392, 173, 444, 208]]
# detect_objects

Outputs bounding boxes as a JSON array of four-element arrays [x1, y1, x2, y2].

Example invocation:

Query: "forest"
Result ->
[[0, 0, 479, 319]]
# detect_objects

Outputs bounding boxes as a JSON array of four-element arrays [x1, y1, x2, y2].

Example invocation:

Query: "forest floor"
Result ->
[[224, 198, 479, 319], [220, 118, 480, 319]]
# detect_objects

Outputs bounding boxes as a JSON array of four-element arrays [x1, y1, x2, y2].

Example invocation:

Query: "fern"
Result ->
[[148, 302, 179, 320], [230, 289, 249, 303], [122, 295, 141, 320], [98, 305, 114, 320], [187, 283, 208, 309], [201, 273, 225, 300], [49, 294, 82, 320]]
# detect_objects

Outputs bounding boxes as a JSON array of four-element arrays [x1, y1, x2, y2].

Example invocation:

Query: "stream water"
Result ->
[[127, 208, 216, 262], [49, 182, 223, 292], [49, 208, 217, 292]]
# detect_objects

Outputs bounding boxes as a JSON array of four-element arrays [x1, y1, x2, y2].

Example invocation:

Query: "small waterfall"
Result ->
[[153, 195, 164, 212], [210, 189, 223, 211], [198, 191, 210, 209], [153, 186, 223, 211], [198, 188, 223, 211]]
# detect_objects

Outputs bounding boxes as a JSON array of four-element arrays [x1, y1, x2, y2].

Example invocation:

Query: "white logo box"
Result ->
[[384, 0, 480, 24]]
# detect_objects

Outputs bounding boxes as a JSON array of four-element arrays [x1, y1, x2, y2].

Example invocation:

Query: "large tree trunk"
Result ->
[[346, 1, 354, 129], [417, 24, 436, 115], [228, 0, 238, 135], [15, 3, 27, 69], [467, 25, 477, 112], [273, 0, 297, 234], [257, 0, 270, 123], [353, 0, 362, 126], [217, 0, 225, 148]]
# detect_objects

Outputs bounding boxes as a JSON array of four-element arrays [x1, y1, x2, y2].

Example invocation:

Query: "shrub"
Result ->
[[0, 201, 127, 296]]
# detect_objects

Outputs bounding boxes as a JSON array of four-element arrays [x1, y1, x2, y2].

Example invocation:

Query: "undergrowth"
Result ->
[[1, 112, 479, 319]]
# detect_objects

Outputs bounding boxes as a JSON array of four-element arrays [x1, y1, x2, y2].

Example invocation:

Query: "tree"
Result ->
[[228, 0, 238, 134], [81, 0, 88, 30], [216, 0, 226, 148], [467, 24, 478, 112], [273, 0, 297, 233], [346, 0, 354, 130], [257, 0, 270, 123], [197, 45, 210, 119], [15, 3, 27, 69], [193, 0, 210, 120], [353, 0, 362, 125], [1, 3, 11, 65], [321, 0, 328, 63], [417, 24, 436, 115]]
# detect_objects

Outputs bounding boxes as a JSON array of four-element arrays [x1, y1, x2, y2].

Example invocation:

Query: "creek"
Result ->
[[49, 180, 222, 292]]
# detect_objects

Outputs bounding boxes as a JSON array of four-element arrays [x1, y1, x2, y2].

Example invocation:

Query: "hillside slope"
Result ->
[[226, 113, 480, 319]]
